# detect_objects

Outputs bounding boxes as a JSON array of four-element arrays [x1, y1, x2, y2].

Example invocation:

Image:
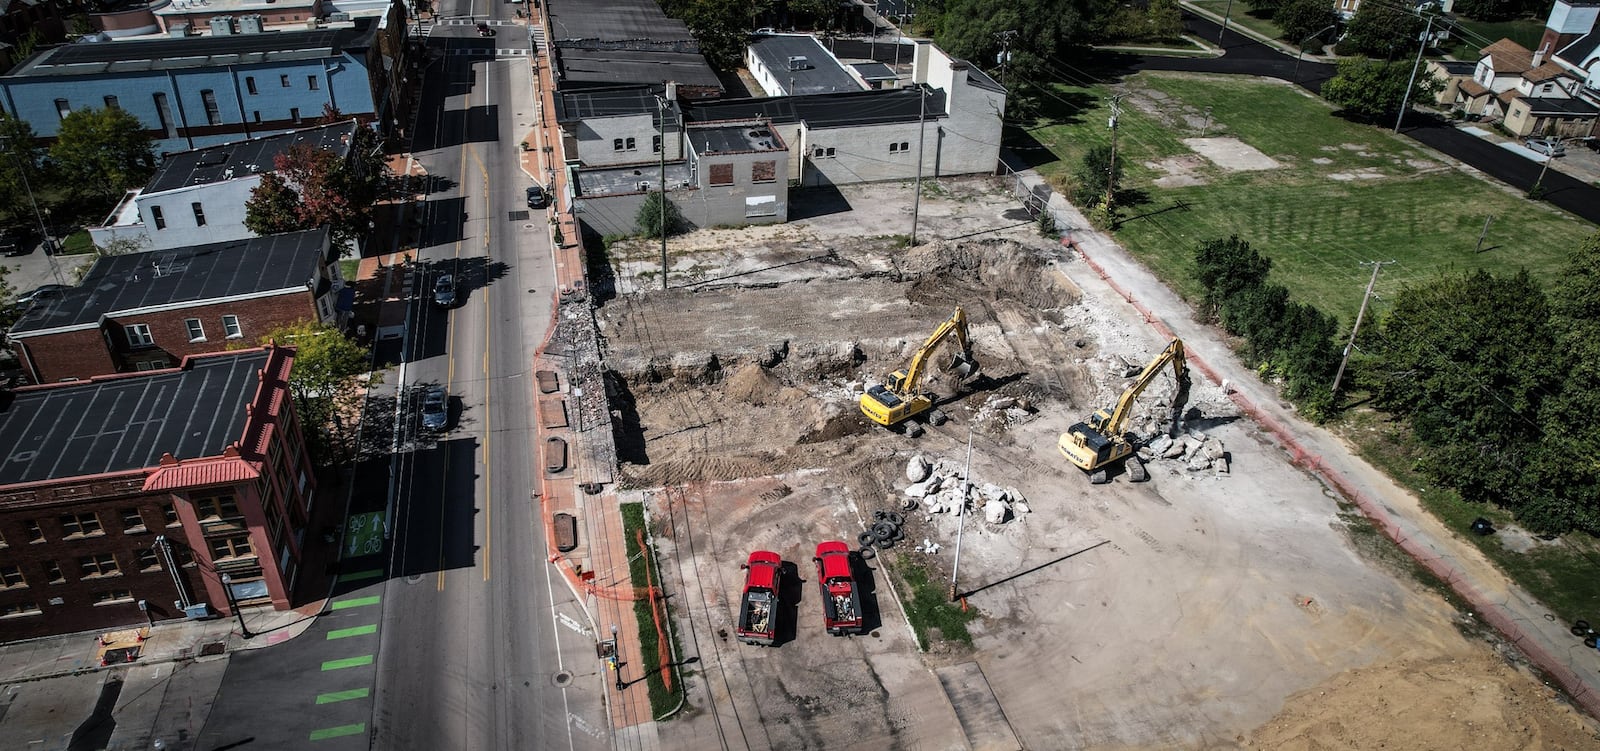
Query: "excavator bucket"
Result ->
[[948, 353, 980, 380]]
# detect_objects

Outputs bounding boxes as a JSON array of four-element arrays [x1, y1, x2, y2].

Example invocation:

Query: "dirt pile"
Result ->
[[1247, 650, 1600, 750], [902, 238, 1078, 312], [723, 361, 789, 407]]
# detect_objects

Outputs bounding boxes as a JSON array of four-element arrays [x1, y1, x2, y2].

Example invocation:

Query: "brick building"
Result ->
[[7, 229, 341, 384], [0, 346, 313, 642]]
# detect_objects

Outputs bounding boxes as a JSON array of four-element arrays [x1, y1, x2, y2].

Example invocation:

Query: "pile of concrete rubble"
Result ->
[[901, 454, 1032, 526], [1139, 431, 1229, 476]]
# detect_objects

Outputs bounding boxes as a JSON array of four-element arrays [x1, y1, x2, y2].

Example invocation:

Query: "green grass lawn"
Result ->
[[339, 258, 360, 282], [1188, 0, 1284, 42], [60, 230, 95, 255], [1448, 17, 1544, 60], [1018, 71, 1596, 323]]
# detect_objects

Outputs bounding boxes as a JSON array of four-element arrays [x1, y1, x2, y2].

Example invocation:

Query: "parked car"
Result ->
[[477, 22, 494, 36], [526, 184, 548, 209], [433, 274, 456, 307], [421, 386, 449, 430], [1525, 138, 1566, 157]]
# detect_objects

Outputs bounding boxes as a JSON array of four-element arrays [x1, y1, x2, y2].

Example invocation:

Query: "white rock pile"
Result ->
[[1139, 431, 1229, 476], [971, 394, 1037, 426], [903, 454, 1030, 525]]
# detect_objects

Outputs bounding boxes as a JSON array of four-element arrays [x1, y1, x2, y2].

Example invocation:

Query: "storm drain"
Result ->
[[508, 210, 530, 221], [552, 670, 574, 687], [199, 642, 227, 656]]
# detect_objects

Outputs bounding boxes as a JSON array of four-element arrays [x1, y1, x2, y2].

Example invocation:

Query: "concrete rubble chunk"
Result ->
[[1149, 434, 1174, 455], [1005, 407, 1033, 422], [1014, 500, 1031, 514], [847, 381, 865, 395], [904, 481, 933, 498], [1188, 452, 1213, 472], [925, 474, 944, 494], [988, 396, 1017, 411], [1201, 438, 1225, 461], [907, 455, 932, 483], [1213, 457, 1230, 475], [984, 500, 1010, 524], [1163, 438, 1189, 459]]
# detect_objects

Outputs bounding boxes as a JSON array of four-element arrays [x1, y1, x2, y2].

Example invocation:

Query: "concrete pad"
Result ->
[[1183, 136, 1282, 171]]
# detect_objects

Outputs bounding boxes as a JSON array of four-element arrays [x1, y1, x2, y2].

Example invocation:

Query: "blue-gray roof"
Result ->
[[146, 121, 356, 195], [10, 229, 328, 335], [5, 19, 377, 78], [0, 349, 267, 485]]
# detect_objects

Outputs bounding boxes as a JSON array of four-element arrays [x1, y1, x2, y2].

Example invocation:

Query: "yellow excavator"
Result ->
[[1058, 338, 1189, 484], [860, 307, 981, 436]]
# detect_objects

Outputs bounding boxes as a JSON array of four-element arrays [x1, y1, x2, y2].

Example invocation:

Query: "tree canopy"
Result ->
[[0, 114, 44, 226], [1337, 1, 1427, 58], [636, 191, 688, 238], [47, 105, 155, 202], [1274, 0, 1339, 49], [1073, 144, 1122, 209], [256, 319, 374, 465], [241, 124, 387, 246], [1321, 56, 1442, 120]]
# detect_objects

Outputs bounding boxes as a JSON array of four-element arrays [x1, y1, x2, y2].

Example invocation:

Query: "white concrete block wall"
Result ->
[[570, 112, 681, 168]]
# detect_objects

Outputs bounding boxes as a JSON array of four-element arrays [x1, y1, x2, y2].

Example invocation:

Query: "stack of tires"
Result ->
[[856, 510, 905, 559]]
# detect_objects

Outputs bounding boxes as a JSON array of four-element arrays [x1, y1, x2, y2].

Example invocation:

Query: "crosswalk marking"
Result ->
[[326, 624, 378, 640], [310, 723, 366, 741], [320, 655, 375, 671], [315, 688, 372, 705]]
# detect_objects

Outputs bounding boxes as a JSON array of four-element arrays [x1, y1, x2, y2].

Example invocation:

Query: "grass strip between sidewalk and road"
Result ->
[[621, 501, 684, 717]]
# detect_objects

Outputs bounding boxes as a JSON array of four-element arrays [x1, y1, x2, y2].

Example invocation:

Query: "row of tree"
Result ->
[[1362, 234, 1600, 534], [0, 106, 155, 223], [1192, 236, 1341, 415]]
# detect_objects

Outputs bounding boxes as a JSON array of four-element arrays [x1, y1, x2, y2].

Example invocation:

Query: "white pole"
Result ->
[[948, 422, 974, 600]]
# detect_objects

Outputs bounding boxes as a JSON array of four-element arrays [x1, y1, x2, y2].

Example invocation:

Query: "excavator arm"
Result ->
[[1092, 339, 1188, 438], [892, 307, 978, 395], [1061, 338, 1189, 481], [861, 307, 982, 428]]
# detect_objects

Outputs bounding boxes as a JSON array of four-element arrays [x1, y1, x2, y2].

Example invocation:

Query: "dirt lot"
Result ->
[[594, 178, 1600, 750]]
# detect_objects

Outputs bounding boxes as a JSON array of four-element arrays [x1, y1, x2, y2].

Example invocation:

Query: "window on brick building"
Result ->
[[25, 520, 43, 543], [136, 548, 161, 572], [308, 76, 319, 90], [280, 74, 291, 87], [209, 534, 254, 560], [93, 589, 133, 604], [246, 76, 258, 95], [161, 503, 180, 527], [54, 98, 70, 120], [79, 553, 119, 578], [222, 315, 243, 339], [653, 135, 662, 153], [0, 602, 40, 617], [752, 161, 776, 183], [125, 324, 154, 348], [60, 512, 102, 538], [151, 206, 166, 230], [185, 318, 206, 342], [194, 493, 240, 521], [120, 508, 146, 533], [0, 565, 25, 589], [191, 202, 206, 227], [43, 560, 63, 583], [709, 163, 734, 186], [290, 107, 301, 124]]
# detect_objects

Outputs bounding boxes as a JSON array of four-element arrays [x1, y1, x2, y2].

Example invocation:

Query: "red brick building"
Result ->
[[7, 228, 342, 384], [0, 346, 315, 642]]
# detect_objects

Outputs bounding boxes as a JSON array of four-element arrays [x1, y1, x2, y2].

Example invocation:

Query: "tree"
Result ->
[[931, 0, 1089, 113], [1370, 270, 1558, 509], [1321, 56, 1442, 120], [47, 105, 155, 202], [672, 0, 752, 69], [0, 113, 44, 225], [1337, 1, 1425, 58], [1526, 232, 1600, 533], [241, 127, 387, 246], [1194, 235, 1272, 320], [1073, 144, 1121, 208], [636, 191, 687, 238], [257, 319, 375, 465], [1274, 0, 1338, 48]]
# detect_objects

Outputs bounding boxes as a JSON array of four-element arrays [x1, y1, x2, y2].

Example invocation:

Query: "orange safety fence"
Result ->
[[1069, 238, 1600, 719], [637, 529, 673, 693]]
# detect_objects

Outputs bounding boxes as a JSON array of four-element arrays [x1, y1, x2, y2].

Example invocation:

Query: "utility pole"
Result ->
[[910, 85, 928, 247], [1218, 0, 1234, 44], [996, 29, 1018, 89], [1393, 14, 1435, 134], [656, 88, 670, 290], [1104, 94, 1123, 212], [1332, 260, 1395, 396], [1534, 136, 1563, 191]]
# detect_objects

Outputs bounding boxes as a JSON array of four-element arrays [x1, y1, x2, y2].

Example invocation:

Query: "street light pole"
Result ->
[[0, 135, 65, 285], [219, 574, 253, 639], [1218, 0, 1234, 44], [1294, 24, 1338, 82], [1393, 14, 1436, 134]]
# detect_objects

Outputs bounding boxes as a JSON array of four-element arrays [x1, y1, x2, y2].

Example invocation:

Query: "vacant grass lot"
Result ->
[[1189, 0, 1284, 42], [1018, 71, 1595, 323]]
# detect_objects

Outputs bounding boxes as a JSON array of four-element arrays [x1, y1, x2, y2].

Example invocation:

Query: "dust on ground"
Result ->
[[593, 176, 1600, 749]]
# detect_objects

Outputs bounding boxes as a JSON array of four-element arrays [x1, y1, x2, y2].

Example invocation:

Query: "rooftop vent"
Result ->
[[787, 55, 809, 71], [209, 15, 234, 36], [168, 22, 191, 38], [238, 14, 263, 33]]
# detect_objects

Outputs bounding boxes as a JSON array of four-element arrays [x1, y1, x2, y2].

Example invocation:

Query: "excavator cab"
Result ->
[[1059, 339, 1187, 484], [860, 307, 982, 430]]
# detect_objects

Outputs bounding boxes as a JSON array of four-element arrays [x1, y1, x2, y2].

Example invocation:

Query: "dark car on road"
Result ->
[[421, 386, 449, 430], [526, 184, 548, 209], [432, 274, 456, 307], [477, 22, 494, 36]]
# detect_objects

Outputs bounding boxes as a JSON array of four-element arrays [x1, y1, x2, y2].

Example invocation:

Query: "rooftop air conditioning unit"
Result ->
[[238, 14, 263, 33], [210, 15, 235, 35], [168, 22, 190, 38], [787, 55, 808, 71], [637, 181, 651, 192]]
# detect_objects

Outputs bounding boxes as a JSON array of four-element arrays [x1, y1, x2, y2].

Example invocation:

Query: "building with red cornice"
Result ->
[[0, 345, 313, 642]]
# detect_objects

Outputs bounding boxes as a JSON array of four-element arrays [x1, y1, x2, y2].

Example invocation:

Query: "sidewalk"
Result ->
[[1020, 169, 1600, 717]]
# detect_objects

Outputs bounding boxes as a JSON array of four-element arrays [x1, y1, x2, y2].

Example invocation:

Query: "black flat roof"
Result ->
[[555, 85, 666, 122], [147, 121, 356, 194], [750, 35, 862, 95], [688, 122, 785, 155], [10, 229, 327, 335], [546, 0, 691, 44], [6, 19, 376, 77], [1521, 95, 1600, 115], [555, 47, 722, 90], [0, 350, 267, 485], [686, 85, 944, 129]]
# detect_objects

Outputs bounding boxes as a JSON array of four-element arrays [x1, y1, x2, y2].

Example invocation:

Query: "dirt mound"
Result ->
[[724, 362, 785, 406], [903, 238, 1077, 312], [1247, 650, 1600, 750]]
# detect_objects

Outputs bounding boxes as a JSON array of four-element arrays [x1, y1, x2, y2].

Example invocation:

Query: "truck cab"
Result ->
[[813, 541, 863, 635], [736, 551, 782, 646]]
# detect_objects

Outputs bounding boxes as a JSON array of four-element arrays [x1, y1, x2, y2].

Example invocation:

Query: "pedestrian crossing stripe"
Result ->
[[320, 655, 374, 671], [310, 723, 366, 740], [331, 595, 381, 610], [337, 568, 384, 583], [315, 688, 371, 705], [326, 624, 378, 640]]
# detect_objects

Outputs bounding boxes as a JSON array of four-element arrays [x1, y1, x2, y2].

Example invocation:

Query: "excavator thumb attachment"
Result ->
[[948, 353, 980, 380]]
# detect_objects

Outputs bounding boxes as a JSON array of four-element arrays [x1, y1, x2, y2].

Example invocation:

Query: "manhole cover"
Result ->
[[552, 670, 574, 687], [524, 223, 536, 229], [508, 210, 530, 221], [406, 574, 424, 584], [199, 642, 227, 656]]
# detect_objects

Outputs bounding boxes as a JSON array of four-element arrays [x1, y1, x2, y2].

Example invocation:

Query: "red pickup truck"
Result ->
[[813, 541, 863, 635], [736, 551, 782, 645]]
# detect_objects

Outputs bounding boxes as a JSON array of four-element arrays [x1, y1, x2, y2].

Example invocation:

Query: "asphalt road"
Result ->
[[1110, 11, 1600, 225]]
